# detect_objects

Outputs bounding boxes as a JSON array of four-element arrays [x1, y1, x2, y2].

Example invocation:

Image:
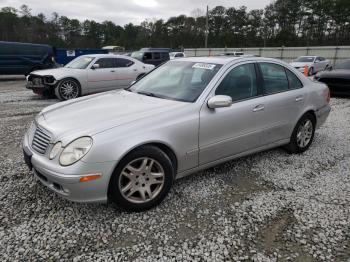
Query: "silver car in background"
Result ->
[[23, 56, 331, 211], [26, 54, 154, 100], [290, 56, 331, 76]]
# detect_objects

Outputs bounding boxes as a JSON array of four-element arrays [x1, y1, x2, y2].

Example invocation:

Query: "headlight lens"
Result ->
[[59, 137, 93, 166], [49, 142, 62, 159]]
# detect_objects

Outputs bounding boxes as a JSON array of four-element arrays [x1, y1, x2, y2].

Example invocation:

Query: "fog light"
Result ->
[[79, 174, 102, 183]]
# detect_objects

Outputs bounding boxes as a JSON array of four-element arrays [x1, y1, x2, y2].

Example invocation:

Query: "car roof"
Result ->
[[174, 56, 283, 65]]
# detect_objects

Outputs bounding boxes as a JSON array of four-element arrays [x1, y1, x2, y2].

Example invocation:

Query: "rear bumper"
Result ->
[[22, 132, 116, 203], [316, 104, 331, 129]]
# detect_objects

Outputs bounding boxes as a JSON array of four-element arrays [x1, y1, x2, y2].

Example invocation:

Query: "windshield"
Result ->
[[131, 52, 144, 61], [65, 56, 94, 69], [129, 61, 222, 102], [335, 60, 350, 70], [295, 57, 315, 63]]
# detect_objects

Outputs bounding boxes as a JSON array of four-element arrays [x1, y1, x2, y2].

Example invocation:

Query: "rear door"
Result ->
[[257, 62, 306, 143], [87, 58, 117, 92], [199, 62, 269, 165], [111, 58, 138, 89]]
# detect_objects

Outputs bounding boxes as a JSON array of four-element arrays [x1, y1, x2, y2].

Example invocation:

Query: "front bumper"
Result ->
[[26, 75, 57, 94], [23, 131, 116, 203]]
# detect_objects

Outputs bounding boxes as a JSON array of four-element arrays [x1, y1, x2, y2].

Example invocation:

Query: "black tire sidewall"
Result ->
[[55, 78, 81, 101], [109, 146, 174, 212], [287, 113, 316, 154]]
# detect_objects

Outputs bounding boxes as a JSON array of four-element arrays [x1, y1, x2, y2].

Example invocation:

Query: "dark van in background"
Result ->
[[131, 48, 171, 66], [0, 41, 56, 76]]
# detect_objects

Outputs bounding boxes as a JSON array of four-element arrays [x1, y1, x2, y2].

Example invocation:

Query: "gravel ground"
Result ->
[[0, 79, 349, 262]]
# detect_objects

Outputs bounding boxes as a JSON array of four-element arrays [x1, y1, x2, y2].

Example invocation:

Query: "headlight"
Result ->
[[59, 137, 93, 166], [49, 142, 62, 159]]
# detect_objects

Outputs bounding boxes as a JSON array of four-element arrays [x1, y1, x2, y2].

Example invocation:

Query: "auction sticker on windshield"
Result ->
[[192, 63, 216, 70]]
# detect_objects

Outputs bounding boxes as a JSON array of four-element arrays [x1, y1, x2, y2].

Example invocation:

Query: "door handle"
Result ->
[[253, 104, 265, 112], [133, 69, 138, 71], [110, 70, 115, 72], [295, 96, 304, 102]]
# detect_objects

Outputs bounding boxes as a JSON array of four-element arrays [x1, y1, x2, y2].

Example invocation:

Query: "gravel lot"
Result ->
[[0, 78, 349, 262]]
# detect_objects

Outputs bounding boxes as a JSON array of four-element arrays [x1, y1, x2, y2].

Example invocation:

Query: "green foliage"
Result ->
[[0, 1, 349, 49]]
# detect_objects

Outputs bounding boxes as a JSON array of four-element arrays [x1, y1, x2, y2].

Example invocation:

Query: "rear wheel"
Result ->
[[285, 113, 316, 154], [109, 146, 174, 212], [55, 78, 81, 101]]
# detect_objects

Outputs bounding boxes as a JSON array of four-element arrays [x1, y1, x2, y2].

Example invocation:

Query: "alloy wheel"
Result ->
[[296, 119, 313, 148], [118, 157, 165, 204], [59, 80, 79, 100]]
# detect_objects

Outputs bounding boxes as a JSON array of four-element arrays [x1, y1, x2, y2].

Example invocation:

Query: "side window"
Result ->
[[161, 52, 169, 59], [153, 52, 161, 60], [95, 58, 115, 69], [143, 52, 152, 61], [286, 69, 303, 89], [116, 58, 134, 68], [215, 63, 258, 101], [259, 63, 289, 94]]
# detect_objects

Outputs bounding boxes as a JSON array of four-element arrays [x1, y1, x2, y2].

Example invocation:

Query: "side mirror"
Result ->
[[207, 95, 233, 109], [91, 64, 100, 70], [315, 60, 320, 64]]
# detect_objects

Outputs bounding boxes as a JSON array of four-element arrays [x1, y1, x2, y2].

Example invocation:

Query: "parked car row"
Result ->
[[23, 55, 331, 211]]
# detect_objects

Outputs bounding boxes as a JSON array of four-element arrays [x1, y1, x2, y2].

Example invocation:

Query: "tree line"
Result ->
[[0, 0, 349, 50]]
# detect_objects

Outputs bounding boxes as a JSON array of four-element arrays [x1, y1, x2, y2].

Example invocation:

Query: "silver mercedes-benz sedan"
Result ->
[[23, 56, 331, 211]]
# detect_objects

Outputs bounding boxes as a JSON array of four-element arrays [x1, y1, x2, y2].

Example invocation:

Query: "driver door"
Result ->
[[199, 62, 268, 165]]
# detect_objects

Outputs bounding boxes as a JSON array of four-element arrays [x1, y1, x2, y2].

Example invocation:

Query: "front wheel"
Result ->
[[55, 78, 81, 101], [285, 113, 316, 154], [109, 146, 174, 212]]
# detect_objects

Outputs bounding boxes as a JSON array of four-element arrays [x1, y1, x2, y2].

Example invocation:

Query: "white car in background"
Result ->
[[290, 56, 331, 76], [26, 54, 155, 100], [169, 52, 186, 60]]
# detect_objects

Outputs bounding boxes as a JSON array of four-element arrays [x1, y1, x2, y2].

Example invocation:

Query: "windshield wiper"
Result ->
[[136, 91, 162, 98]]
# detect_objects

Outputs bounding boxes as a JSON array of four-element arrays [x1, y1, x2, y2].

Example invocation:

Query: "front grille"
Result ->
[[32, 126, 52, 154]]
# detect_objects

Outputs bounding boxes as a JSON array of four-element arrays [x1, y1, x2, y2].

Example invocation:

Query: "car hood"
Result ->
[[290, 62, 313, 68], [31, 67, 81, 79], [37, 90, 187, 141], [317, 69, 350, 79]]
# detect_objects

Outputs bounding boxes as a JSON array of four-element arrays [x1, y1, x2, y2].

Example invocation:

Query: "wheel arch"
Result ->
[[302, 109, 317, 124], [114, 141, 178, 174], [57, 76, 81, 87], [107, 141, 178, 197]]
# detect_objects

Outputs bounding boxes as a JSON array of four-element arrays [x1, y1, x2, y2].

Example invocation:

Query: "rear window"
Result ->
[[259, 63, 289, 94], [286, 69, 303, 89]]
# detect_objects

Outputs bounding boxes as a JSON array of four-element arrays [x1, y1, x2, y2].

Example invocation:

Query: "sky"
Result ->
[[0, 0, 272, 25]]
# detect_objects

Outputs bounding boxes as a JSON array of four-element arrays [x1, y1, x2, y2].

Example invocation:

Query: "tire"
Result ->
[[55, 78, 81, 101], [109, 146, 174, 212], [308, 67, 314, 76], [285, 113, 316, 154]]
